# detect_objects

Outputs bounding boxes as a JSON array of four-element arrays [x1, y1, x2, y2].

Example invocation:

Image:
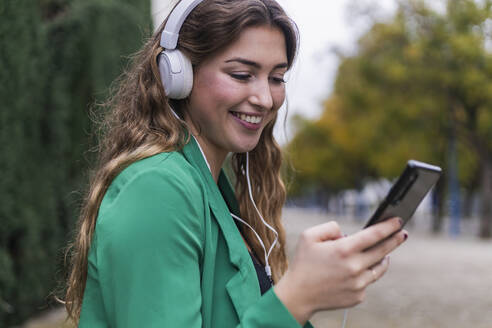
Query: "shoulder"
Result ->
[[95, 151, 207, 242], [103, 151, 204, 207]]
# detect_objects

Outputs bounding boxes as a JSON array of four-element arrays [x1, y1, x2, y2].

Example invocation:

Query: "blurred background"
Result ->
[[1, 0, 491, 327]]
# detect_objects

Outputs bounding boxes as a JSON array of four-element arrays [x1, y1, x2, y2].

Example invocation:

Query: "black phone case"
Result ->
[[363, 160, 442, 229]]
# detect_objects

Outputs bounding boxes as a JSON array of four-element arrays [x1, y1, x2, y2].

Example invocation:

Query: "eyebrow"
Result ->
[[225, 57, 288, 70]]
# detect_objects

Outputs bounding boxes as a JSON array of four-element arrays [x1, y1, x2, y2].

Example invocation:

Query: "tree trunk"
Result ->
[[462, 190, 473, 219], [479, 159, 492, 239]]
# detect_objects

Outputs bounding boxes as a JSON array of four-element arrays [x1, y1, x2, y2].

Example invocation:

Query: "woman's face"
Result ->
[[186, 25, 288, 161]]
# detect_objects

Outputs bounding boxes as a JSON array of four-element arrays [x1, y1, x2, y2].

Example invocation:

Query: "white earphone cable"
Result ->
[[244, 152, 278, 279], [342, 309, 349, 328], [189, 135, 277, 281], [184, 122, 347, 325], [230, 212, 271, 276]]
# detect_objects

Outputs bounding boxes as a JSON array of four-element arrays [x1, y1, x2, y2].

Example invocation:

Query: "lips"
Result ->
[[230, 111, 263, 124]]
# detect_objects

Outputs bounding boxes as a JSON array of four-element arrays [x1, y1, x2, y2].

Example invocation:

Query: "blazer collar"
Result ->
[[180, 137, 244, 265], [180, 138, 261, 316]]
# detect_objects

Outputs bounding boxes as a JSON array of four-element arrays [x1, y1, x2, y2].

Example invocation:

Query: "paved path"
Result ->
[[283, 208, 492, 328], [22, 208, 492, 328]]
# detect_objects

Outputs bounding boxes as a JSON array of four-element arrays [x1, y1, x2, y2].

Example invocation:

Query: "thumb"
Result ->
[[304, 221, 343, 242]]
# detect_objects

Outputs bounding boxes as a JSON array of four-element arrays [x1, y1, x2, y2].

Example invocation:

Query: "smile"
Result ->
[[230, 112, 262, 124]]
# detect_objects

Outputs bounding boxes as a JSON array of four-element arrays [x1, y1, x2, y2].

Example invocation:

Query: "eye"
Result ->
[[230, 73, 252, 81], [270, 75, 286, 85]]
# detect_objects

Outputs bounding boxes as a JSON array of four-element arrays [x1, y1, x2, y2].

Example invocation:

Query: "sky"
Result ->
[[274, 0, 397, 142], [151, 0, 398, 143]]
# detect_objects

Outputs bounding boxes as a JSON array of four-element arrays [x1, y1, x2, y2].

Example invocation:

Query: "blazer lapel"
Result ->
[[181, 139, 260, 318]]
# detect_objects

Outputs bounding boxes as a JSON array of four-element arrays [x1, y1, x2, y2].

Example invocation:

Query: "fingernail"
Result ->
[[403, 232, 408, 241], [398, 218, 404, 228]]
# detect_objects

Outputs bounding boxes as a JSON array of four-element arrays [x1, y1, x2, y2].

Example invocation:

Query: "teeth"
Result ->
[[236, 113, 262, 124]]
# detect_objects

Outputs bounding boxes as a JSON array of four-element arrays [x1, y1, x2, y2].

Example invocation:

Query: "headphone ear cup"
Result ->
[[179, 51, 193, 99], [158, 49, 193, 99]]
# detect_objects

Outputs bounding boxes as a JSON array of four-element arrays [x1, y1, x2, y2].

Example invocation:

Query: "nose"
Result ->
[[248, 78, 273, 110]]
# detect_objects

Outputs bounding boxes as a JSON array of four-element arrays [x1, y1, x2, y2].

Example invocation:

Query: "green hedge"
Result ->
[[0, 0, 151, 325]]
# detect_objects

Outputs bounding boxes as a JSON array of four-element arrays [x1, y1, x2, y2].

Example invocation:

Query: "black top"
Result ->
[[248, 251, 273, 295], [231, 218, 272, 295]]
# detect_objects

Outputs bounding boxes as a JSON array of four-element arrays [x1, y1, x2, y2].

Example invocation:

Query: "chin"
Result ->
[[231, 138, 261, 154], [231, 145, 256, 154]]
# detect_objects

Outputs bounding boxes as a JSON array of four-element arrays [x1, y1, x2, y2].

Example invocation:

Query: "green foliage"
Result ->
[[288, 0, 492, 203], [43, 0, 153, 232], [0, 0, 151, 324], [0, 0, 60, 322]]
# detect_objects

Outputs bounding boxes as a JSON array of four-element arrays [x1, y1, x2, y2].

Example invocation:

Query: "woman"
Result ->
[[65, 0, 407, 327]]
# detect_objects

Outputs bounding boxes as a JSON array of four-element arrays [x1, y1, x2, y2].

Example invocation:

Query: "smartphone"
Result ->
[[363, 160, 442, 229]]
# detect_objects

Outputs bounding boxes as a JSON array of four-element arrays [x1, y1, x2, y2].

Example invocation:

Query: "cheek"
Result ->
[[195, 71, 241, 107], [271, 86, 286, 110]]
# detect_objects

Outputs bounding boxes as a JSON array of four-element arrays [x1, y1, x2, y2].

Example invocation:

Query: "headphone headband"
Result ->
[[160, 0, 204, 49]]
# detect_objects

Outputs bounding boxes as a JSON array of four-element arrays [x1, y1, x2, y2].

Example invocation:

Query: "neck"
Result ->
[[183, 112, 226, 182], [192, 134, 227, 182]]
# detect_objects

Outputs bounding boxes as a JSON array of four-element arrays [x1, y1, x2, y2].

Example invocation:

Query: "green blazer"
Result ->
[[79, 138, 313, 327]]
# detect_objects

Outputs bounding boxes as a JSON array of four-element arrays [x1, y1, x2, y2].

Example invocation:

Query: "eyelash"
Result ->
[[271, 76, 286, 84], [230, 73, 251, 81], [230, 73, 286, 84]]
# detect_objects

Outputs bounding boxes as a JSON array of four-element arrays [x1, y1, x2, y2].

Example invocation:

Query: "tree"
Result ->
[[0, 0, 61, 322], [288, 0, 492, 238], [0, 0, 151, 324]]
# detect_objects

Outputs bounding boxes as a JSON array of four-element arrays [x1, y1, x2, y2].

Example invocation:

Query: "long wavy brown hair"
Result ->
[[64, 0, 298, 323]]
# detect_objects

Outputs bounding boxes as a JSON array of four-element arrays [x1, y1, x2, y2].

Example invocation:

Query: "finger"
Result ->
[[359, 230, 407, 269], [349, 256, 389, 293], [303, 221, 343, 242], [343, 217, 402, 253], [366, 256, 389, 284]]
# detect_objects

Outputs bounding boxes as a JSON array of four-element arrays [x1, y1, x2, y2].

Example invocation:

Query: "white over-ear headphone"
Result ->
[[158, 0, 204, 99]]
